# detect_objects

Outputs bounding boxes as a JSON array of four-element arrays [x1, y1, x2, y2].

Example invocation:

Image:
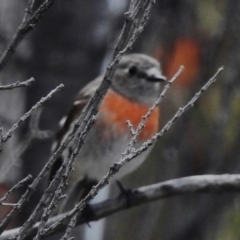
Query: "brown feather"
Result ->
[[48, 77, 103, 185]]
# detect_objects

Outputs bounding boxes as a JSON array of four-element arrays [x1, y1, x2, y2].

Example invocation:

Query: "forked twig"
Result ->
[[0, 175, 32, 206], [0, 84, 63, 234], [0, 0, 55, 72], [11, 1, 157, 240], [0, 78, 34, 90], [44, 67, 223, 236], [2, 84, 63, 144], [124, 66, 184, 155]]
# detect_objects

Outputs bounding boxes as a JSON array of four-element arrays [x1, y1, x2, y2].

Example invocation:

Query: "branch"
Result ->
[[124, 66, 184, 155], [0, 109, 53, 183], [32, 116, 96, 240], [0, 85, 63, 235], [0, 78, 34, 90], [2, 84, 63, 144], [0, 175, 33, 206], [0, 0, 55, 72], [11, 1, 158, 239], [16, 108, 53, 157], [46, 66, 223, 235], [134, 66, 224, 155], [33, 181, 66, 240], [23, 0, 36, 22], [1, 174, 240, 240]]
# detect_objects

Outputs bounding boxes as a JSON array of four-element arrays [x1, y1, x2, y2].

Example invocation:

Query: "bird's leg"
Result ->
[[116, 180, 133, 208], [73, 177, 98, 227]]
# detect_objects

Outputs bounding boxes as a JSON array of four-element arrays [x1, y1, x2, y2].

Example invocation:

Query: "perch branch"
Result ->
[[1, 174, 240, 240]]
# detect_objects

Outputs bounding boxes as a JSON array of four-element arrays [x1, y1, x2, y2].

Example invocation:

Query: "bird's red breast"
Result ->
[[98, 90, 160, 141]]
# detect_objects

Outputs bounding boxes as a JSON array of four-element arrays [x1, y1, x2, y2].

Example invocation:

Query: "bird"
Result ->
[[48, 53, 166, 213]]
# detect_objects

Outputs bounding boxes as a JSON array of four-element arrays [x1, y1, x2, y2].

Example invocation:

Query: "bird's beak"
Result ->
[[146, 74, 167, 82], [145, 68, 167, 82]]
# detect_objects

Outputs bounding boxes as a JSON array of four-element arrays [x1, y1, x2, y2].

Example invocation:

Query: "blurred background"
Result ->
[[1, 0, 240, 239]]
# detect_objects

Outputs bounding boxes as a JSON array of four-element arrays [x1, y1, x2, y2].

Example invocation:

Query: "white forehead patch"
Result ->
[[146, 67, 164, 79]]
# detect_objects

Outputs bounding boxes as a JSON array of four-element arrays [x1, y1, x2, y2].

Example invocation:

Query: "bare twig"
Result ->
[[0, 109, 53, 183], [59, 214, 77, 240], [7, 1, 157, 239], [23, 0, 36, 22], [0, 78, 34, 90], [40, 115, 96, 239], [0, 85, 63, 235], [78, 0, 155, 133], [0, 175, 32, 206], [33, 181, 65, 240], [135, 67, 224, 154], [124, 66, 184, 155], [46, 0, 157, 235], [0, 203, 19, 207], [0, 108, 81, 238], [0, 189, 30, 234], [16, 108, 53, 157], [126, 120, 136, 135], [33, 135, 89, 240], [2, 84, 63, 144], [1, 174, 240, 240], [45, 67, 223, 235], [113, 0, 154, 57], [16, 116, 96, 240], [0, 0, 55, 72]]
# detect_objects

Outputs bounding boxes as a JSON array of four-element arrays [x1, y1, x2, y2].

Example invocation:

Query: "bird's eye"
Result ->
[[128, 65, 138, 76]]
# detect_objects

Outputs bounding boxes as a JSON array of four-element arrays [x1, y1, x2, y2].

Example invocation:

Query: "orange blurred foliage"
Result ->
[[159, 38, 201, 88]]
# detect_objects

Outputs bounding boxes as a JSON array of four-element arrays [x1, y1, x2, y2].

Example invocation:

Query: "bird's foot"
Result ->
[[116, 180, 133, 208], [81, 203, 94, 228]]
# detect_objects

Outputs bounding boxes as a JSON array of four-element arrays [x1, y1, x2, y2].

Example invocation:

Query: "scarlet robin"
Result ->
[[49, 53, 166, 213]]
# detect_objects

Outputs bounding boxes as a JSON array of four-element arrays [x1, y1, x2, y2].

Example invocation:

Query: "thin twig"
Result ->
[[45, 67, 223, 235], [0, 78, 34, 90], [51, 0, 157, 235], [136, 67, 224, 154], [23, 0, 36, 22], [0, 0, 55, 72], [16, 108, 53, 158], [0, 109, 53, 183], [59, 214, 77, 240], [0, 85, 63, 235], [124, 66, 184, 155], [33, 181, 65, 240], [126, 120, 136, 135], [3, 1, 157, 239], [0, 108, 81, 237], [10, 1, 157, 239], [1, 203, 19, 207], [38, 114, 96, 239], [16, 116, 96, 240], [2, 84, 63, 144], [0, 175, 32, 206]]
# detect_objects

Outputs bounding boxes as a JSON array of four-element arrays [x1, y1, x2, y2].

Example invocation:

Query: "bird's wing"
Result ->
[[48, 76, 103, 184]]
